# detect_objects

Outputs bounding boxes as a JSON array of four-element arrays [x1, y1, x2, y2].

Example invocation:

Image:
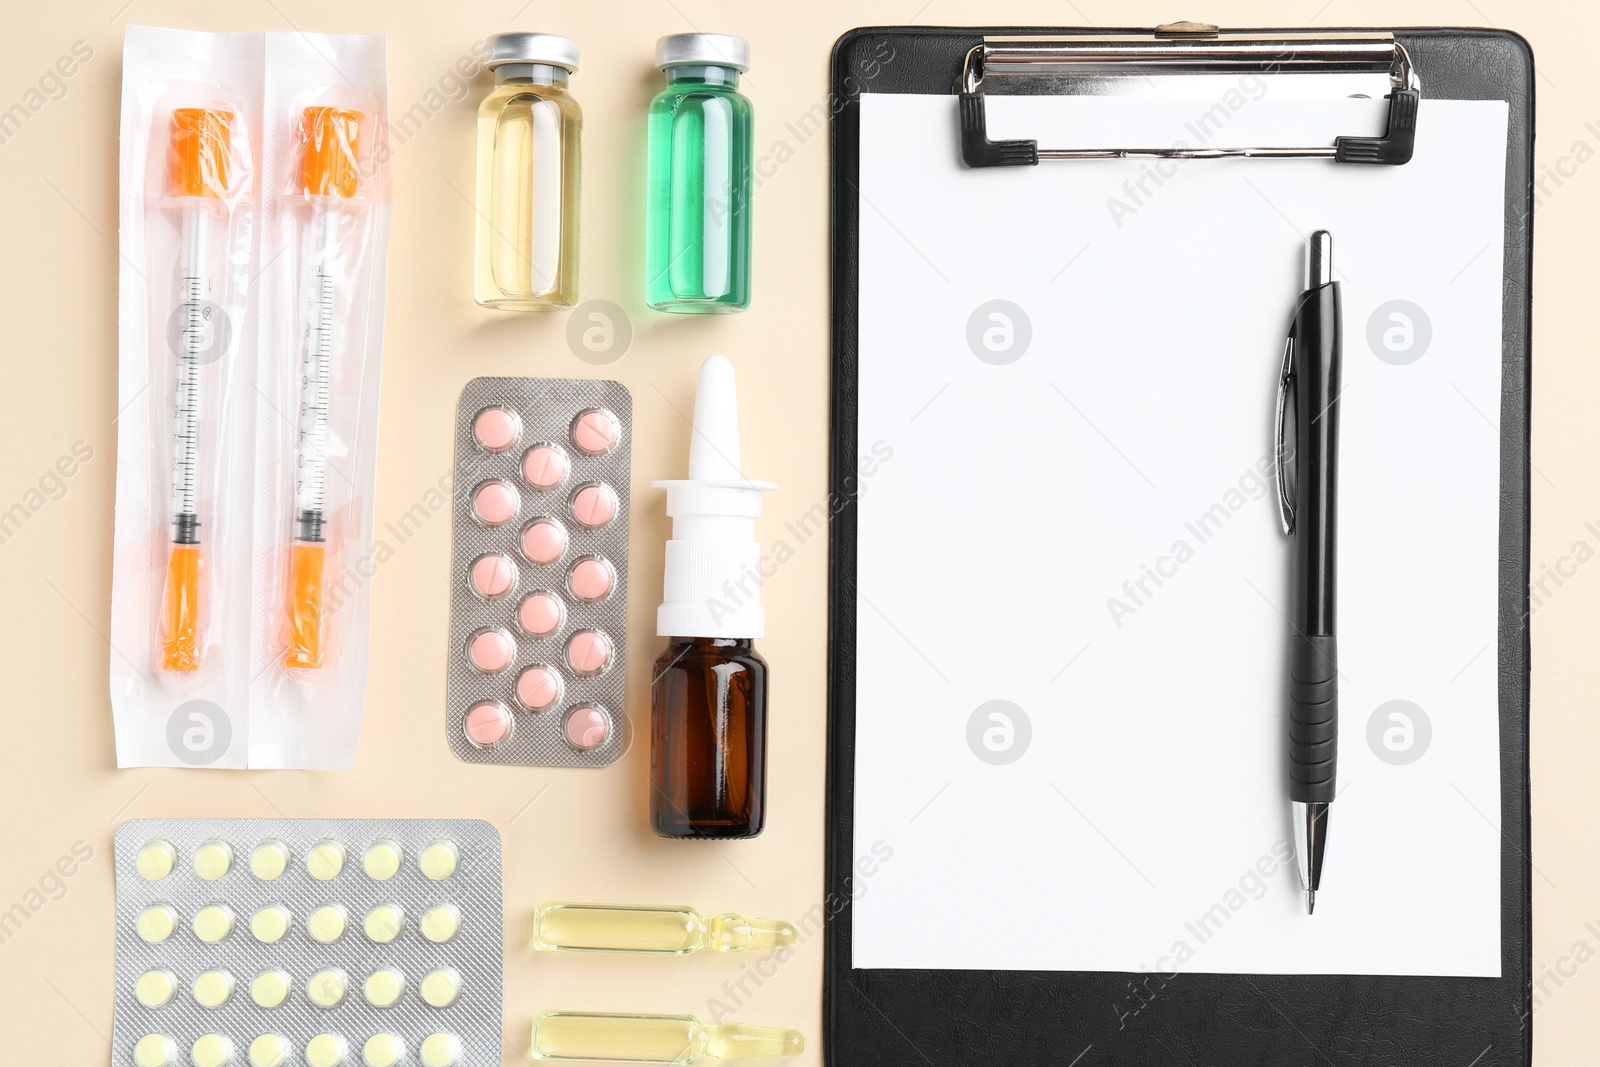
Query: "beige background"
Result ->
[[0, 0, 1589, 1063]]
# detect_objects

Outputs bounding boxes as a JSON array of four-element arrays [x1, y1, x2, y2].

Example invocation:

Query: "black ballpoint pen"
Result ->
[[1274, 230, 1341, 916]]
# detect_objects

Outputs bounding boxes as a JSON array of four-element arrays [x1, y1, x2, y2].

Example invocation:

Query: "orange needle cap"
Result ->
[[169, 108, 236, 199], [298, 106, 364, 199]]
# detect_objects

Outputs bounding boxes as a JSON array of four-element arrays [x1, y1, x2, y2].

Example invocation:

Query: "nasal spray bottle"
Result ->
[[651, 356, 775, 838]]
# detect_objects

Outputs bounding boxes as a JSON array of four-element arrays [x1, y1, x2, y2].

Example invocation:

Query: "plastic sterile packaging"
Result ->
[[111, 26, 391, 768]]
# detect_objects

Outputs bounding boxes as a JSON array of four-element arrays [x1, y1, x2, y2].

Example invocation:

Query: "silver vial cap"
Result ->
[[485, 32, 580, 73], [655, 33, 749, 72]]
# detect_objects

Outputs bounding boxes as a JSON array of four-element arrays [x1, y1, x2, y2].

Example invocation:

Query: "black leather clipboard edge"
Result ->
[[825, 26, 1533, 1067]]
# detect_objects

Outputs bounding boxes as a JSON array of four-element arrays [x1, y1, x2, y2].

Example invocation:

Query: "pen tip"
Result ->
[[1306, 890, 1316, 915]]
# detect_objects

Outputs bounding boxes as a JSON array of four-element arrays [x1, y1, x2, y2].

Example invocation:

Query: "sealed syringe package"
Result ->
[[111, 28, 259, 765], [111, 27, 391, 769], [249, 34, 392, 766]]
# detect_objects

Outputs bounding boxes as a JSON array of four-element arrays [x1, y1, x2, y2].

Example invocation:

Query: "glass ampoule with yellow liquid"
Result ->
[[531, 901, 796, 955], [531, 1011, 804, 1064], [474, 32, 581, 310]]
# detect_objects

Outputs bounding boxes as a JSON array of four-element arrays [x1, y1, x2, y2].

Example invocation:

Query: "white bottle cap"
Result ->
[[654, 355, 776, 639]]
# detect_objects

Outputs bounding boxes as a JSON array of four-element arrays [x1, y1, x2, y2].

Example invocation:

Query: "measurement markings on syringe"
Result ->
[[170, 218, 210, 544], [295, 266, 335, 542]]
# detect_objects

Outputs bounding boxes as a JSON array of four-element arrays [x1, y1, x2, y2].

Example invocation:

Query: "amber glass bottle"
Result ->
[[650, 637, 767, 838]]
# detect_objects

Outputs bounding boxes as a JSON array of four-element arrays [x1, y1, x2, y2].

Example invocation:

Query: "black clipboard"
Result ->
[[825, 25, 1532, 1066]]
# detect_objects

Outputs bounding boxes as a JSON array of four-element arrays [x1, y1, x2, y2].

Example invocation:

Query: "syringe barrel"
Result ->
[[178, 202, 210, 275], [291, 205, 339, 521], [170, 204, 214, 529]]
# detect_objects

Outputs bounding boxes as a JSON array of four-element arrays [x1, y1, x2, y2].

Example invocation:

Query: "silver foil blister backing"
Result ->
[[110, 818, 503, 1065], [447, 377, 632, 768]]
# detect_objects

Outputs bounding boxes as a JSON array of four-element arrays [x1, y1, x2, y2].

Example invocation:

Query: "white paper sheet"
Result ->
[[852, 89, 1508, 977]]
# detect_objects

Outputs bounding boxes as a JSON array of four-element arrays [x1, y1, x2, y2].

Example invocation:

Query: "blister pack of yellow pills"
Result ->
[[112, 819, 501, 1067]]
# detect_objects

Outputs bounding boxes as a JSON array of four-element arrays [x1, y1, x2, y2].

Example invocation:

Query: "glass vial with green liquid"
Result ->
[[475, 33, 581, 310], [645, 34, 753, 313]]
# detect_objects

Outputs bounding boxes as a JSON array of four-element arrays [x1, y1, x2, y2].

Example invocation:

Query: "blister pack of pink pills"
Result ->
[[447, 378, 631, 767]]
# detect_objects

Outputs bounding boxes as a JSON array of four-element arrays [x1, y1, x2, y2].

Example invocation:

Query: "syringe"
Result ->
[[286, 106, 363, 670], [160, 108, 235, 672]]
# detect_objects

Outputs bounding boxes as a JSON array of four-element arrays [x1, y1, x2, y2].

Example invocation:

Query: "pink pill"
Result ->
[[464, 702, 513, 747], [473, 480, 520, 526], [564, 704, 611, 750], [517, 591, 565, 637], [521, 519, 567, 565], [570, 483, 618, 529], [473, 406, 521, 451], [469, 554, 516, 599], [568, 557, 614, 602], [522, 444, 571, 490], [468, 628, 515, 673], [565, 629, 613, 676], [516, 665, 562, 711], [571, 408, 620, 456]]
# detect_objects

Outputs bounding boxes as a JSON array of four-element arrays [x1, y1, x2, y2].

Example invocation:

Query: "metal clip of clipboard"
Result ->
[[957, 23, 1420, 168]]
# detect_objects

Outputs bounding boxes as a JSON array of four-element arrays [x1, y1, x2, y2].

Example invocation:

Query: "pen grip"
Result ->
[[1288, 633, 1337, 804]]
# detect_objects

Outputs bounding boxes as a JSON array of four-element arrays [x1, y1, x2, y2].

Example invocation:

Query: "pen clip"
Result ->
[[1274, 333, 1295, 535]]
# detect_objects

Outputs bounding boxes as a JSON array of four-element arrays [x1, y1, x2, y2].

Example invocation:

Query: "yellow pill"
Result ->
[[192, 970, 235, 1009], [307, 839, 347, 880], [419, 967, 460, 1009], [308, 904, 348, 943], [249, 1033, 290, 1067], [136, 840, 176, 880], [250, 839, 290, 880], [420, 904, 460, 944], [251, 904, 291, 944], [419, 840, 458, 880], [363, 839, 404, 880], [250, 969, 292, 1009], [305, 1034, 349, 1067], [362, 1033, 404, 1067], [363, 967, 405, 1008], [137, 904, 178, 944], [193, 839, 233, 880], [134, 1033, 177, 1067], [308, 968, 348, 1008], [420, 1033, 461, 1067], [192, 904, 236, 943], [364, 904, 404, 943], [135, 969, 178, 1008], [191, 1033, 234, 1067]]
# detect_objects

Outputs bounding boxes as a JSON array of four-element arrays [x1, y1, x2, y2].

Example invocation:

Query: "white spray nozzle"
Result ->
[[688, 355, 746, 483], [654, 355, 776, 640]]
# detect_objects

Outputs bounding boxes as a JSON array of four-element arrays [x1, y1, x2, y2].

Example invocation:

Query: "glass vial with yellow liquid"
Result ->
[[475, 32, 581, 310]]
